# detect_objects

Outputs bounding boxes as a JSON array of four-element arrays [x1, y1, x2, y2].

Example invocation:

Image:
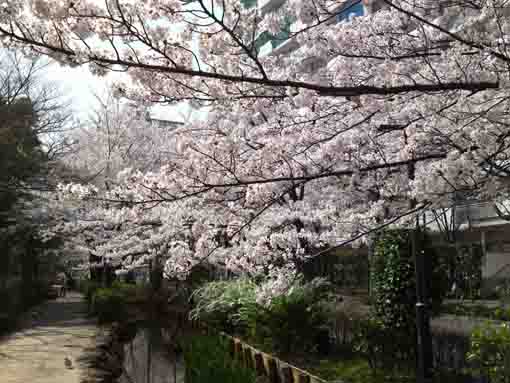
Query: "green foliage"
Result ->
[[467, 321, 510, 383], [190, 278, 333, 355], [241, 280, 333, 354], [90, 282, 147, 323], [371, 230, 447, 325], [351, 317, 414, 374], [190, 279, 258, 333], [371, 230, 416, 331], [182, 334, 257, 383], [311, 356, 467, 383], [310, 357, 377, 383], [0, 99, 44, 223], [91, 286, 128, 323], [369, 230, 448, 371], [110, 280, 148, 302], [79, 279, 101, 309]]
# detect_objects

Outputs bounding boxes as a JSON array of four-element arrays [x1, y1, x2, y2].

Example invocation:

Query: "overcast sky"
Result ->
[[43, 61, 197, 124], [39, 1, 210, 125]]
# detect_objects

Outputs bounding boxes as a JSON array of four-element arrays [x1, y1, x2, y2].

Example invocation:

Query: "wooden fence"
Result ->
[[183, 317, 330, 383], [223, 333, 329, 383]]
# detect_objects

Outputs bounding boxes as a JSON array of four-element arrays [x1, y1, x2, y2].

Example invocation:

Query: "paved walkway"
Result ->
[[0, 292, 99, 383]]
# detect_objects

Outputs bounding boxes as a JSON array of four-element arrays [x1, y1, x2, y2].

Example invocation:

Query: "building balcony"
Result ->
[[327, 0, 365, 25], [258, 40, 274, 57], [258, 36, 300, 58], [258, 0, 286, 15]]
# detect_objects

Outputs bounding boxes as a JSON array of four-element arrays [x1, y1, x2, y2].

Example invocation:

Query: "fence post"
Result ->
[[281, 366, 293, 383], [267, 357, 279, 383]]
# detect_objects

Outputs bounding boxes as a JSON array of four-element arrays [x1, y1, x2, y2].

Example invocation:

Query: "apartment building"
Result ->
[[247, 0, 375, 58]]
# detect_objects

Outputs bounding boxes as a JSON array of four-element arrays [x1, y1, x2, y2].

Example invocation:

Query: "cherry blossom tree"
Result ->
[[5, 0, 510, 294], [66, 87, 181, 188]]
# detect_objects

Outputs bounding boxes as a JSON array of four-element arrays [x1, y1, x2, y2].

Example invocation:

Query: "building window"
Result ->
[[240, 0, 257, 8], [336, 1, 364, 23]]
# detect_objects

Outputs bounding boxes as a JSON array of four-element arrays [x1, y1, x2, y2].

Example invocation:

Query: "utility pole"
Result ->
[[412, 229, 434, 383], [408, 160, 433, 383]]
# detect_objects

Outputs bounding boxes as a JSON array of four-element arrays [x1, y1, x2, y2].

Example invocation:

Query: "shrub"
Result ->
[[189, 279, 257, 333], [369, 230, 448, 371], [79, 279, 101, 309], [182, 334, 257, 383], [91, 286, 129, 323], [352, 317, 414, 374], [371, 230, 417, 330], [371, 230, 447, 325], [110, 281, 147, 302], [190, 278, 334, 355], [241, 279, 333, 354], [467, 321, 510, 383]]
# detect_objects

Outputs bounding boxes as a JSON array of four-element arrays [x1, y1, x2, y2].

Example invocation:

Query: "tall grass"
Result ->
[[182, 334, 257, 383]]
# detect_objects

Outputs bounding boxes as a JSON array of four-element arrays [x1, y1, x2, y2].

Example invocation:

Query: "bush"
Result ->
[[371, 230, 417, 329], [352, 317, 414, 374], [83, 279, 148, 320], [78, 279, 101, 309], [370, 230, 417, 367], [110, 280, 147, 302], [242, 279, 333, 354], [368, 230, 448, 371], [91, 286, 129, 323], [190, 278, 334, 355], [467, 321, 510, 383], [190, 279, 258, 333], [371, 230, 447, 325], [182, 334, 257, 383]]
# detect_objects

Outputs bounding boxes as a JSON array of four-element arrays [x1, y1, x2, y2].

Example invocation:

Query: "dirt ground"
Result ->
[[0, 292, 99, 383]]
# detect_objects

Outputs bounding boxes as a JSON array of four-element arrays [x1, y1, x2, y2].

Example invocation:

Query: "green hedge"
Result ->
[[468, 321, 510, 383], [89, 281, 147, 323]]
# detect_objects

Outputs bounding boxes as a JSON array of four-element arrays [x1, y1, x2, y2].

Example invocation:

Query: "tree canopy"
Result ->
[[3, 0, 510, 296]]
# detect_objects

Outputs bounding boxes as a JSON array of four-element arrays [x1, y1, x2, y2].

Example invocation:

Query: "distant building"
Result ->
[[143, 104, 191, 130]]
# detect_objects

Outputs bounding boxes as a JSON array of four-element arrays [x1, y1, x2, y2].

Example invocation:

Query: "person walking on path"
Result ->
[[56, 272, 67, 297]]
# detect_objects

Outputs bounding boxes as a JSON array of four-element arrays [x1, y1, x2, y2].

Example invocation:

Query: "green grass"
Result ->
[[181, 334, 258, 383], [308, 357, 414, 383]]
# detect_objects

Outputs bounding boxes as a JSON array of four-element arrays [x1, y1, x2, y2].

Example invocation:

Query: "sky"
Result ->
[[44, 62, 105, 120], [44, 61, 196, 124], [37, 0, 214, 125]]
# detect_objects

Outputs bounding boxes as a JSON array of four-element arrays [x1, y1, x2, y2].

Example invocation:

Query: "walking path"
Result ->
[[0, 292, 99, 383]]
